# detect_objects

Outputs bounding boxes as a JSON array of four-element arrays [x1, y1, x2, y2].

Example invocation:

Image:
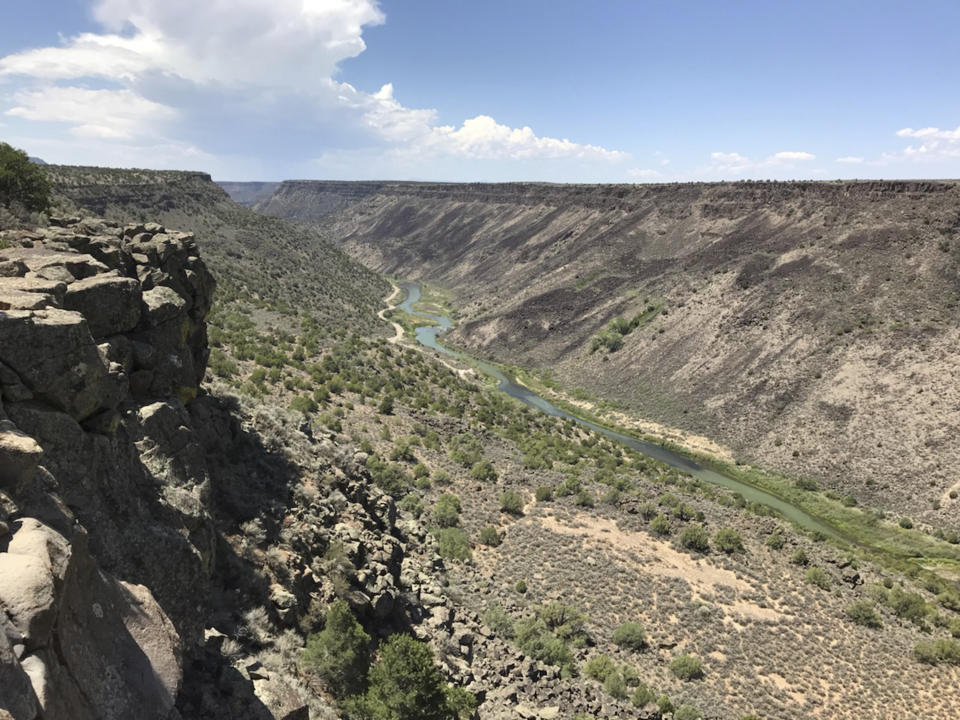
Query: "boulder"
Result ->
[[63, 275, 141, 339], [0, 424, 43, 490], [141, 286, 187, 326], [0, 310, 109, 421]]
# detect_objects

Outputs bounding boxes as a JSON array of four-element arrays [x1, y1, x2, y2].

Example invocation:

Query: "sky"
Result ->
[[0, 0, 959, 182]]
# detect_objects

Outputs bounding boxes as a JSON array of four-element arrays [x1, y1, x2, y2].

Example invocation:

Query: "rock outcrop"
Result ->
[[0, 217, 213, 719]]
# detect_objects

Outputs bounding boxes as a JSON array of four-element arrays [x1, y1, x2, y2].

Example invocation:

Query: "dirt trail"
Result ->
[[378, 283, 405, 344]]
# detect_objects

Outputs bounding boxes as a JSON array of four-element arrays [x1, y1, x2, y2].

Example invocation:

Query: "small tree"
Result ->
[[479, 526, 502, 547], [679, 524, 710, 554], [302, 600, 370, 697], [433, 494, 461, 528], [713, 528, 744, 554], [0, 143, 51, 212], [845, 600, 882, 629], [612, 621, 647, 652], [669, 654, 704, 680], [349, 634, 474, 720], [584, 654, 618, 681], [500, 490, 523, 515], [469, 460, 497, 482]]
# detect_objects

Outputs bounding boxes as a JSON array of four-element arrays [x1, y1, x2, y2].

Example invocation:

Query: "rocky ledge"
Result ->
[[0, 217, 213, 720]]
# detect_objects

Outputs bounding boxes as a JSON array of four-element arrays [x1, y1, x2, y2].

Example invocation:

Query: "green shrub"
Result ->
[[347, 634, 474, 720], [790, 548, 809, 566], [914, 637, 960, 665], [898, 516, 914, 529], [805, 567, 831, 590], [713, 528, 744, 554], [433, 494, 462, 528], [469, 460, 498, 482], [584, 654, 618, 682], [603, 671, 628, 700], [535, 485, 554, 502], [433, 528, 471, 561], [500, 490, 523, 515], [612, 622, 647, 652], [631, 682, 655, 708], [483, 605, 514, 638], [302, 600, 370, 697], [675, 705, 703, 720], [289, 394, 318, 414], [575, 488, 595, 508], [515, 579, 528, 594], [765, 531, 785, 550], [399, 493, 423, 518], [679, 524, 710, 553], [650, 514, 672, 536], [513, 618, 574, 671], [795, 477, 819, 491], [479, 526, 502, 547], [657, 694, 675, 715], [887, 586, 929, 626], [669, 654, 704, 680], [845, 600, 882, 629], [378, 396, 394, 414], [538, 603, 586, 640], [0, 143, 51, 212]]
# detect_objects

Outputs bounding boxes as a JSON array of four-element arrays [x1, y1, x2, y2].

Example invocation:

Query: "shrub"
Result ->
[[289, 394, 318, 414], [679, 524, 710, 554], [378, 396, 394, 414], [469, 460, 498, 482], [914, 637, 960, 665], [675, 706, 703, 720], [479, 526, 502, 547], [513, 618, 574, 671], [898, 516, 914, 529], [650, 514, 672, 536], [790, 548, 809, 566], [612, 622, 647, 652], [433, 528, 471, 561], [348, 633, 474, 720], [0, 143, 51, 212], [584, 654, 618, 682], [399, 493, 423, 518], [500, 490, 523, 515], [765, 531, 785, 550], [657, 694, 675, 715], [433, 494, 462, 528], [535, 485, 554, 502], [713, 528, 744, 554], [603, 671, 628, 700], [845, 600, 882, 629], [483, 605, 514, 638], [631, 683, 655, 708], [302, 600, 370, 697], [575, 489, 595, 508], [887, 586, 929, 625], [796, 477, 819, 491], [515, 579, 528, 594], [669, 654, 704, 680], [805, 567, 831, 590], [538, 603, 586, 640]]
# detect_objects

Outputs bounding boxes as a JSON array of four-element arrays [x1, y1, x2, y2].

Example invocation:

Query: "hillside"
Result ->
[[255, 179, 960, 525], [47, 167, 388, 338]]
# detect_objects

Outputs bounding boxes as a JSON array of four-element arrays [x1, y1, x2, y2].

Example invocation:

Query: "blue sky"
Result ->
[[1, 0, 958, 182]]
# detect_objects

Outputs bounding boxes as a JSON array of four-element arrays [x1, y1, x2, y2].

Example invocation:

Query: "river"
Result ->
[[396, 281, 843, 539]]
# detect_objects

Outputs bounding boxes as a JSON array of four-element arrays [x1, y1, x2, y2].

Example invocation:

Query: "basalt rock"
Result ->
[[0, 217, 213, 720]]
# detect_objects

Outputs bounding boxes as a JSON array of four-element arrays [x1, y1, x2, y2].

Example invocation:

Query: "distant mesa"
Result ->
[[28, 156, 47, 165]]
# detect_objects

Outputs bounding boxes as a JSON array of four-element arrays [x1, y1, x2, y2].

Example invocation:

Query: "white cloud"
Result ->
[[6, 87, 176, 140], [891, 125, 960, 163], [769, 151, 815, 162], [0, 0, 627, 177], [896, 126, 960, 141], [836, 156, 863, 164]]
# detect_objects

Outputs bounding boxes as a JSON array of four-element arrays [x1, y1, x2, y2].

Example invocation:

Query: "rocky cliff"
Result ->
[[256, 179, 960, 524], [0, 217, 214, 718]]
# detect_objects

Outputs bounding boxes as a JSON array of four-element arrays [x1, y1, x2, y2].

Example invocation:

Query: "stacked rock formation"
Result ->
[[0, 217, 214, 719]]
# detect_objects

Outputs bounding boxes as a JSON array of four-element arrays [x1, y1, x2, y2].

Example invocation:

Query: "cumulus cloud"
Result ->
[[769, 151, 815, 162], [7, 87, 176, 140], [0, 0, 627, 177], [893, 125, 960, 162], [836, 156, 864, 164]]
